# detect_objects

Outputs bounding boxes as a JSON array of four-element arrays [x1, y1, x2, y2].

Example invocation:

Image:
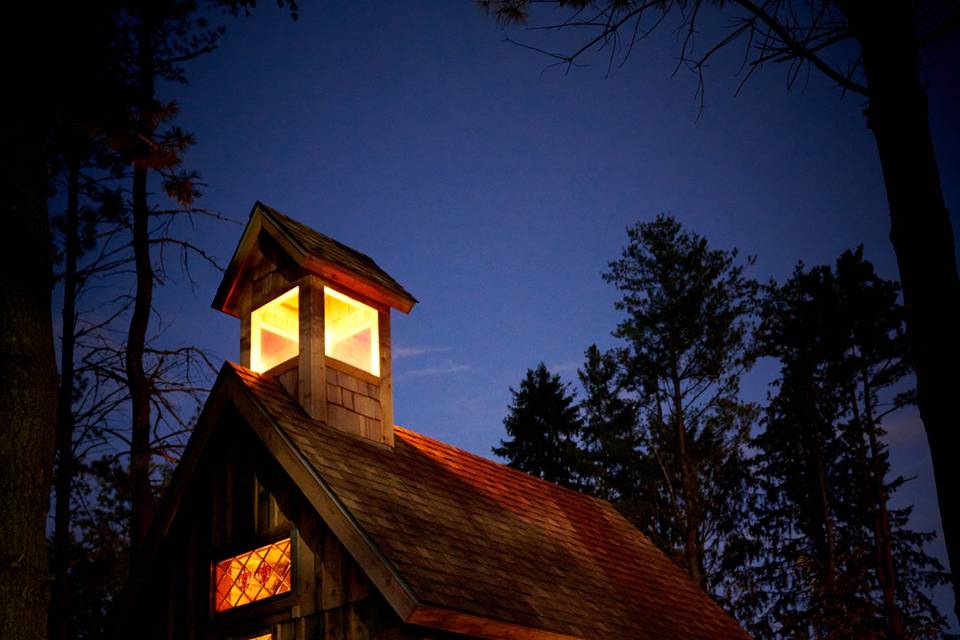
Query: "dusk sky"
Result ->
[[133, 2, 958, 624]]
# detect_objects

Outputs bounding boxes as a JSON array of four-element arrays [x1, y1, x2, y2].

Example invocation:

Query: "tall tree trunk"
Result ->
[[850, 384, 904, 638], [128, 164, 153, 559], [861, 377, 904, 637], [813, 444, 837, 593], [49, 156, 81, 640], [670, 366, 704, 587], [844, 2, 960, 619], [0, 125, 58, 640], [127, 15, 156, 574]]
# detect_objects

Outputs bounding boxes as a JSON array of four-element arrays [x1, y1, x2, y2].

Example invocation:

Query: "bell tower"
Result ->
[[213, 201, 416, 446]]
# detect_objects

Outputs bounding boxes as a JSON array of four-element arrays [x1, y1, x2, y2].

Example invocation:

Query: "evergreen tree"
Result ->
[[494, 363, 585, 489], [753, 251, 948, 638], [578, 345, 643, 516], [602, 214, 758, 596]]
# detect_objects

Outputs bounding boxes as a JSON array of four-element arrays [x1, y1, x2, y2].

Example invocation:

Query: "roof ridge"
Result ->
[[256, 201, 377, 265]]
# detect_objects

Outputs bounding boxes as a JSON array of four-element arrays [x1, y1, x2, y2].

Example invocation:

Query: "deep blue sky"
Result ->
[[150, 2, 958, 624]]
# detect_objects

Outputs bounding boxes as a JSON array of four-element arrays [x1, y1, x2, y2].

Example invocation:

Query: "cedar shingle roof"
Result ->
[[254, 202, 416, 308], [212, 202, 416, 315], [227, 362, 751, 640]]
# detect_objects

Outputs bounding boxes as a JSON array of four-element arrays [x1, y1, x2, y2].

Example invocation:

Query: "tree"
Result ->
[[115, 0, 296, 582], [1, 4, 114, 637], [494, 362, 585, 488], [4, 3, 296, 638], [481, 0, 960, 615], [578, 344, 643, 514], [603, 214, 757, 594], [753, 251, 948, 638]]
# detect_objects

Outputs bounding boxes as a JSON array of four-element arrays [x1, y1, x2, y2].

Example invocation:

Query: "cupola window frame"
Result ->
[[250, 286, 300, 374], [323, 286, 380, 378]]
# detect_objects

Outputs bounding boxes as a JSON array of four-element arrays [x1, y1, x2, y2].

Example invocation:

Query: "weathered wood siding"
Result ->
[[138, 414, 436, 640], [325, 364, 383, 443]]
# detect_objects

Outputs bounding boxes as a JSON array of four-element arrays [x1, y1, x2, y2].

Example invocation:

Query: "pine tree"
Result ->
[[494, 363, 585, 489], [578, 345, 643, 514], [753, 251, 949, 638], [602, 214, 758, 596]]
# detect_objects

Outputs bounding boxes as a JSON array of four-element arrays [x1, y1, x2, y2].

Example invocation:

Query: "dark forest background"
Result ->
[[496, 216, 951, 637], [1, 1, 957, 639]]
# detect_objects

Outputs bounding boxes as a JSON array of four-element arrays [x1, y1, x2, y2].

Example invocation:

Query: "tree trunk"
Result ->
[[49, 156, 81, 640], [863, 394, 904, 637], [670, 367, 704, 587], [845, 2, 960, 620], [813, 444, 837, 593], [0, 124, 58, 640], [128, 162, 154, 560], [127, 15, 157, 572], [850, 383, 904, 638]]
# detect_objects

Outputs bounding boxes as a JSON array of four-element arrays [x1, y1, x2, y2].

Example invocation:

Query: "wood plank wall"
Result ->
[[141, 419, 445, 640]]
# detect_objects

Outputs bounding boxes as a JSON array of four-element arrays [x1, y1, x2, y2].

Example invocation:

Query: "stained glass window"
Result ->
[[214, 538, 292, 612], [324, 287, 379, 376]]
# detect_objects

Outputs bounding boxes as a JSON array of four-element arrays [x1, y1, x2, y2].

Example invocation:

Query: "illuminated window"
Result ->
[[214, 538, 292, 612], [324, 287, 379, 376], [251, 288, 299, 373]]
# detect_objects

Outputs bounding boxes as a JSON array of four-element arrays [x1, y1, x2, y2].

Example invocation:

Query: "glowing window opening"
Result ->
[[214, 538, 292, 612], [251, 287, 299, 373], [324, 287, 379, 377]]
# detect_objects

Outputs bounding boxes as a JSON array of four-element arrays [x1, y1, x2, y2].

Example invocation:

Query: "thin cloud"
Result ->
[[399, 360, 472, 378], [393, 345, 453, 360], [548, 361, 581, 375]]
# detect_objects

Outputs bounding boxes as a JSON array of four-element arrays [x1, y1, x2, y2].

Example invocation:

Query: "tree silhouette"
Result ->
[[752, 251, 948, 638], [578, 345, 643, 514], [603, 214, 758, 593], [3, 3, 296, 638], [481, 0, 960, 615], [494, 363, 586, 489]]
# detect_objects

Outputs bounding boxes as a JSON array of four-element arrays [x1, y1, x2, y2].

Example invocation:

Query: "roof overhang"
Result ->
[[212, 202, 417, 317]]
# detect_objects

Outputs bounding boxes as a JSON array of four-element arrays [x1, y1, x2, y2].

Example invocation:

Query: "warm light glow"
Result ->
[[214, 538, 292, 612], [248, 635, 271, 640], [324, 287, 379, 376], [251, 288, 299, 373]]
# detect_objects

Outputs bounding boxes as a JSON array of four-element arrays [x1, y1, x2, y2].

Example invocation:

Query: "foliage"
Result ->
[[749, 249, 949, 638], [478, 0, 960, 619], [601, 214, 759, 595], [494, 363, 586, 489], [38, 2, 297, 637], [578, 345, 643, 516]]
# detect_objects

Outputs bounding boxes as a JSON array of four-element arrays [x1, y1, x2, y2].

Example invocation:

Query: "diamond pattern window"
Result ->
[[214, 538, 292, 612], [324, 287, 379, 376], [251, 288, 299, 373]]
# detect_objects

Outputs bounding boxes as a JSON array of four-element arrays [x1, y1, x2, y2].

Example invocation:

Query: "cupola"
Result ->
[[212, 201, 416, 446]]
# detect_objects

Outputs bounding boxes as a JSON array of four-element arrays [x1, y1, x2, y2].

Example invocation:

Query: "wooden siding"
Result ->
[[138, 413, 436, 640], [325, 364, 384, 443]]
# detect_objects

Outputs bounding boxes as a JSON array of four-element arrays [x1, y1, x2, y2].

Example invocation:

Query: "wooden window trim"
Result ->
[[210, 530, 298, 619]]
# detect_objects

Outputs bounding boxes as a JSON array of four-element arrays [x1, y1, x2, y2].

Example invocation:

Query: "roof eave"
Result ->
[[406, 605, 584, 640], [212, 202, 417, 316]]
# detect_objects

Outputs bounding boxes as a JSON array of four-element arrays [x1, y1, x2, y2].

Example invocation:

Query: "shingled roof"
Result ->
[[213, 202, 417, 316], [187, 362, 750, 640]]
